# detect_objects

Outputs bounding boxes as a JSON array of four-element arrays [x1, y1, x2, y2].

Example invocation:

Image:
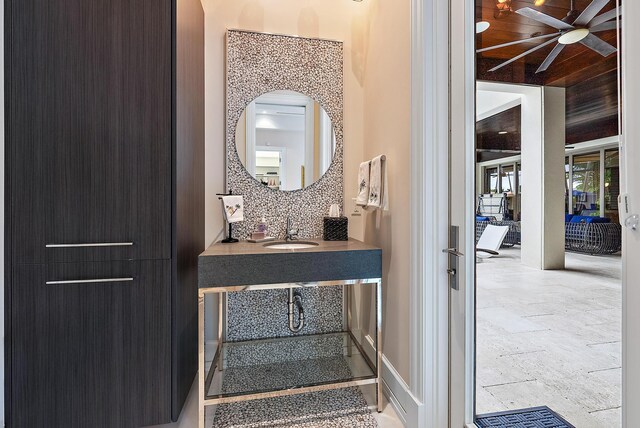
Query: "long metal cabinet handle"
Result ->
[[45, 278, 135, 285], [45, 242, 134, 248]]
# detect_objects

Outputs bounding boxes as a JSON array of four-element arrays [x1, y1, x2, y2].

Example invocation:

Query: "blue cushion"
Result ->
[[565, 214, 574, 222], [476, 216, 491, 222], [569, 215, 611, 224]]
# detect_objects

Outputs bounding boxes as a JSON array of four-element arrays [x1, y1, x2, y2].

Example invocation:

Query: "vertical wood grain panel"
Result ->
[[8, 0, 171, 264], [173, 0, 205, 420], [11, 261, 171, 427]]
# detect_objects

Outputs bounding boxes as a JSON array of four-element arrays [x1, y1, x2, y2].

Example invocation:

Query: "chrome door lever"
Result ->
[[445, 226, 462, 290], [442, 248, 464, 257]]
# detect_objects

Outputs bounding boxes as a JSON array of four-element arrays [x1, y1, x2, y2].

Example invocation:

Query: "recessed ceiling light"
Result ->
[[498, 131, 508, 135], [559, 28, 590, 45], [476, 21, 491, 33], [534, 0, 546, 6]]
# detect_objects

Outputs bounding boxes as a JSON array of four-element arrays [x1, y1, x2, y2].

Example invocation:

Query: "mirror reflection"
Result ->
[[235, 90, 336, 191]]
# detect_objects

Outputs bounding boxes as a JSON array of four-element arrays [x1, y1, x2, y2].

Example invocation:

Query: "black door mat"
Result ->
[[476, 406, 575, 428]]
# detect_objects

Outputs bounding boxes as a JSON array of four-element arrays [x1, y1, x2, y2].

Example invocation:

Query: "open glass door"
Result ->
[[450, 0, 623, 427], [448, 0, 478, 425]]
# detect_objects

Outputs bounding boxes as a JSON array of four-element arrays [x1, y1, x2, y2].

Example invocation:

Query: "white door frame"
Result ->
[[414, 1, 635, 428], [409, 0, 451, 427], [621, 2, 640, 426], [411, 0, 478, 425], [448, 0, 477, 424]]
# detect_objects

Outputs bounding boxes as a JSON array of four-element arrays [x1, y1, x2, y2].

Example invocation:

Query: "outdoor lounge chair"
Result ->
[[476, 224, 510, 259]]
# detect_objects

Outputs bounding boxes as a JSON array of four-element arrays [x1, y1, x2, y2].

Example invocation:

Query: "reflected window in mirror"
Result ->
[[235, 90, 336, 191]]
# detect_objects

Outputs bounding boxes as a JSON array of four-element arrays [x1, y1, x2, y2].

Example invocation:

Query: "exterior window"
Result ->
[[501, 165, 515, 194], [572, 152, 600, 216], [604, 149, 620, 223], [484, 167, 498, 194]]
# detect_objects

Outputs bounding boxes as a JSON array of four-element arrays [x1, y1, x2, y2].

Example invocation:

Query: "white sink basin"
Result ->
[[263, 241, 319, 250]]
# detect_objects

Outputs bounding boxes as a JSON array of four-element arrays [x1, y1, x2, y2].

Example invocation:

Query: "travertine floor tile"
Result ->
[[476, 248, 621, 428]]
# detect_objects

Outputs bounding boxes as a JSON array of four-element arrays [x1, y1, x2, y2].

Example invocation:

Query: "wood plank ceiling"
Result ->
[[476, 0, 620, 87]]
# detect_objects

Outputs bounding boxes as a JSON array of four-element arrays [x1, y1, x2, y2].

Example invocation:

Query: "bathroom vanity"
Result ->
[[197, 239, 383, 428], [197, 29, 381, 427]]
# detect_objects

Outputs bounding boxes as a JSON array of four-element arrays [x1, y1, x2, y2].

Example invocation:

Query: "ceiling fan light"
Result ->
[[558, 28, 590, 45], [476, 21, 491, 33]]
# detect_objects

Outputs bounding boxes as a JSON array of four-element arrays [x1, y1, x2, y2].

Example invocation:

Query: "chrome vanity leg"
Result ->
[[376, 279, 383, 413], [218, 293, 224, 372], [198, 291, 205, 428], [345, 285, 352, 357]]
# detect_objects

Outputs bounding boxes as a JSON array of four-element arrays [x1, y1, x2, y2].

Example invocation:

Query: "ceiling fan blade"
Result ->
[[590, 21, 618, 33], [516, 8, 574, 31], [536, 43, 566, 73], [573, 0, 609, 26], [477, 33, 560, 53], [580, 33, 617, 56], [489, 36, 561, 72], [589, 6, 621, 28]]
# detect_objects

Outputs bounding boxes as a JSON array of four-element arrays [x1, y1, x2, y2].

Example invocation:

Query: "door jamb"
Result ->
[[410, 0, 450, 427]]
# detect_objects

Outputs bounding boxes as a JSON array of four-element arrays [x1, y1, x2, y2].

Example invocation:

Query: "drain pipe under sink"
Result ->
[[288, 288, 305, 333]]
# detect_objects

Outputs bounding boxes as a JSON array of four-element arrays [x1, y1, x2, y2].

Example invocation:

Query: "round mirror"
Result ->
[[235, 90, 336, 191]]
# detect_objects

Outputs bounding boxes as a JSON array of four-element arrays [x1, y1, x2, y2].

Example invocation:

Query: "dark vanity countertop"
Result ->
[[198, 238, 382, 287]]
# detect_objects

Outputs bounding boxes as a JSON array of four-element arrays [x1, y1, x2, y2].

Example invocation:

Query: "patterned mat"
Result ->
[[212, 387, 378, 428], [476, 406, 575, 428]]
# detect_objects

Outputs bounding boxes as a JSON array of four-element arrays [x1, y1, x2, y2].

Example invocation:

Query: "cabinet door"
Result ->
[[7, 0, 172, 263], [10, 260, 171, 428]]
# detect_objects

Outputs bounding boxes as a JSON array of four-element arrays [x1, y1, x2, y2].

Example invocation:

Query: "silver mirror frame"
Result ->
[[226, 30, 344, 239]]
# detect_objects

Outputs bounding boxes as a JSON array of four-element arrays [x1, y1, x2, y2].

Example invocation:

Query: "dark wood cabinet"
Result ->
[[11, 261, 171, 428], [8, 0, 172, 264], [5, 0, 204, 426]]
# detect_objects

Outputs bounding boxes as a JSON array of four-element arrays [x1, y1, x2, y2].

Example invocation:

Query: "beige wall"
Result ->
[[202, 0, 411, 385], [202, 0, 369, 245], [361, 0, 412, 383]]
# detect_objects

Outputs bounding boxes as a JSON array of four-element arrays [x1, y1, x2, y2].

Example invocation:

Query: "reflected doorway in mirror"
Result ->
[[236, 90, 337, 191]]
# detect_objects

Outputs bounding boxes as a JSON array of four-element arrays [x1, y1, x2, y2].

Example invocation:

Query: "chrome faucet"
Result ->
[[285, 217, 299, 241]]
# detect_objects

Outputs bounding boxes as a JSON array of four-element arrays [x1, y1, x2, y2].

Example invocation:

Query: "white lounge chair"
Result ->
[[477, 224, 510, 259]]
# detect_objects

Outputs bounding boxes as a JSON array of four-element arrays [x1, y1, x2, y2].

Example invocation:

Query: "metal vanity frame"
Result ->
[[197, 278, 383, 428]]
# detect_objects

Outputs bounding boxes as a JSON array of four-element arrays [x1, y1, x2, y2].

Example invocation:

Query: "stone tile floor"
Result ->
[[149, 379, 402, 428], [476, 248, 622, 428]]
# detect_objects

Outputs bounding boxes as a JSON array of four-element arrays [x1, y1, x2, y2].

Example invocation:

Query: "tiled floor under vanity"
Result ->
[[148, 336, 403, 428], [150, 373, 403, 428]]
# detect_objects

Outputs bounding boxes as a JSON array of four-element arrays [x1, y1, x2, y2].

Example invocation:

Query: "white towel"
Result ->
[[367, 155, 388, 211], [222, 195, 244, 223], [356, 161, 371, 207]]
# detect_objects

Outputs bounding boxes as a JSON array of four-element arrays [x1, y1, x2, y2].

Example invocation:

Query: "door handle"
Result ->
[[46, 278, 134, 285], [446, 226, 462, 290], [442, 248, 464, 257], [46, 242, 134, 248]]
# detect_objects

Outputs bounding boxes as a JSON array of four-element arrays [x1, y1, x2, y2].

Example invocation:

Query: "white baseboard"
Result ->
[[358, 332, 423, 427]]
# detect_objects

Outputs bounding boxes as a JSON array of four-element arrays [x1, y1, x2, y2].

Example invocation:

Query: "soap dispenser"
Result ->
[[257, 216, 268, 234]]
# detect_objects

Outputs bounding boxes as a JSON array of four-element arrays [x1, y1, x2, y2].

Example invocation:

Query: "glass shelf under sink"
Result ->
[[205, 332, 377, 401]]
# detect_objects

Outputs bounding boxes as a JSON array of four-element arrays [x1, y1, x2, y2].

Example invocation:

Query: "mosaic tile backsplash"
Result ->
[[225, 30, 345, 340], [226, 287, 344, 341]]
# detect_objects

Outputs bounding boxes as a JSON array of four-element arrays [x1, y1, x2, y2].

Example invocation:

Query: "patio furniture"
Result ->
[[565, 221, 622, 255], [477, 224, 510, 258], [476, 220, 521, 248]]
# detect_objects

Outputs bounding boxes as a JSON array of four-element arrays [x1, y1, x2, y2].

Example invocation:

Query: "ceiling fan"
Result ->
[[479, 0, 621, 73]]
